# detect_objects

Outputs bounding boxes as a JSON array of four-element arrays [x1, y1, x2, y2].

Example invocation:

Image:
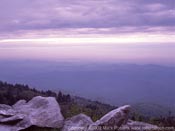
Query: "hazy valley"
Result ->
[[0, 60, 174, 108]]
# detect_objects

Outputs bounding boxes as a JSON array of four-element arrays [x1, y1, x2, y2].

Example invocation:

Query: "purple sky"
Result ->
[[0, 0, 175, 36], [0, 0, 175, 64]]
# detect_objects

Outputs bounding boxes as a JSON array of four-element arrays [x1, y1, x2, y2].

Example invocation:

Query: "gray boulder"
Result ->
[[0, 104, 12, 110], [62, 113, 93, 131], [12, 100, 27, 108], [0, 104, 16, 117], [0, 96, 64, 131], [0, 125, 14, 131], [14, 96, 64, 130], [88, 105, 131, 131]]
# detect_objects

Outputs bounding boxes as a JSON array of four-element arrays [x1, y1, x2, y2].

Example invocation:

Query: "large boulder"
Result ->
[[0, 96, 64, 131], [88, 105, 131, 131], [12, 100, 27, 108], [0, 104, 16, 117], [62, 113, 93, 131], [0, 125, 14, 131]]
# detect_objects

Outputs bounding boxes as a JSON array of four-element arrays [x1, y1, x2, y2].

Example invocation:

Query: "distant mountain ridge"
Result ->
[[0, 60, 174, 107]]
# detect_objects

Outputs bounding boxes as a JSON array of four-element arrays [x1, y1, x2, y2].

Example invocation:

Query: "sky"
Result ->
[[0, 0, 175, 64]]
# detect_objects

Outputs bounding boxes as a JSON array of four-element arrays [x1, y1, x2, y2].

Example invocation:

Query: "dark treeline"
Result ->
[[0, 81, 174, 127], [0, 81, 114, 121], [0, 81, 71, 105]]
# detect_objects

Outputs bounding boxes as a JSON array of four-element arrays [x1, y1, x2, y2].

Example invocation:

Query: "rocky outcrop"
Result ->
[[62, 113, 93, 131], [0, 96, 159, 131], [61, 105, 130, 131], [88, 105, 131, 131], [0, 96, 64, 131], [0, 125, 13, 131], [0, 104, 16, 116]]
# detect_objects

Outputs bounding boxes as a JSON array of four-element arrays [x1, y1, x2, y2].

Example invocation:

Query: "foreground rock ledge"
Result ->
[[62, 105, 131, 131], [0, 96, 159, 131], [0, 96, 64, 131]]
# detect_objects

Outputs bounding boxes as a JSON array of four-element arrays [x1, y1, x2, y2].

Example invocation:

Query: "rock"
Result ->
[[62, 105, 131, 131], [0, 125, 14, 131], [119, 120, 159, 131], [0, 104, 16, 117], [0, 114, 24, 123], [0, 96, 64, 131], [62, 113, 93, 131], [0, 98, 160, 131], [16, 96, 64, 130], [0, 104, 12, 110], [88, 105, 131, 131], [12, 100, 26, 108]]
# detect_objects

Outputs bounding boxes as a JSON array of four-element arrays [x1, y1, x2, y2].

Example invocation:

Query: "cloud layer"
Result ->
[[0, 0, 175, 36]]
